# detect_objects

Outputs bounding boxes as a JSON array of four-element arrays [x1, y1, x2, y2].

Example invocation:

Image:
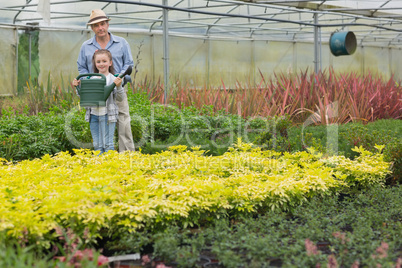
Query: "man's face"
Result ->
[[91, 21, 109, 38]]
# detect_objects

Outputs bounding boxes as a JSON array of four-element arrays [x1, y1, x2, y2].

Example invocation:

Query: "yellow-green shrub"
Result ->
[[0, 140, 391, 246]]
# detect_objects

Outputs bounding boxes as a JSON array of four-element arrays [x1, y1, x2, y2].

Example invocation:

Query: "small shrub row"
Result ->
[[1, 186, 399, 267], [0, 142, 390, 245], [0, 108, 90, 161], [94, 186, 402, 267]]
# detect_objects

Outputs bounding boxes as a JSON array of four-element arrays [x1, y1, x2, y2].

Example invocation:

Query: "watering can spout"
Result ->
[[75, 66, 133, 107], [103, 66, 133, 101]]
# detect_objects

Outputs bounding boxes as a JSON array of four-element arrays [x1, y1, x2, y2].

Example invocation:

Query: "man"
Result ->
[[77, 9, 135, 152]]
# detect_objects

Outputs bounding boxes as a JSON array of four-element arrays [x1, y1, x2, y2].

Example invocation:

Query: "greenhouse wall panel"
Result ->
[[126, 33, 156, 84], [0, 27, 17, 96], [390, 48, 402, 81], [362, 47, 391, 78], [330, 45, 363, 74], [168, 36, 209, 86], [208, 40, 254, 87], [2, 27, 399, 95], [2, 1, 402, 94], [256, 41, 295, 78], [38, 30, 90, 87], [295, 42, 314, 72]]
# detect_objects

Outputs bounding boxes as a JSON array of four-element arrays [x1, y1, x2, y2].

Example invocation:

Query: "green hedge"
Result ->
[[0, 90, 400, 184]]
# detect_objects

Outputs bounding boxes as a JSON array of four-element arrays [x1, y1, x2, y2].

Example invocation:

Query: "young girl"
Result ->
[[73, 49, 124, 154]]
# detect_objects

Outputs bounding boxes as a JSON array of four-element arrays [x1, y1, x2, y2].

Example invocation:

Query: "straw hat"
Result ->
[[87, 9, 110, 25]]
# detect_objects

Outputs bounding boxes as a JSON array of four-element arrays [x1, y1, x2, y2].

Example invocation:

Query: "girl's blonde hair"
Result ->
[[92, 49, 115, 74]]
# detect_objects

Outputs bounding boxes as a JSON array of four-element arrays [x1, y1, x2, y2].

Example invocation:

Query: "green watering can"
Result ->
[[75, 66, 132, 107]]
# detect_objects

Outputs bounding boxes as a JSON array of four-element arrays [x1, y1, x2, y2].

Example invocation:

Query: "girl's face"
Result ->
[[95, 53, 112, 75]]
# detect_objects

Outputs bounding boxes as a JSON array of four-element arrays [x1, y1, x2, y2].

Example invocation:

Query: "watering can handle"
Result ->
[[119, 66, 133, 78], [76, 73, 106, 80], [75, 73, 107, 95], [111, 66, 133, 87]]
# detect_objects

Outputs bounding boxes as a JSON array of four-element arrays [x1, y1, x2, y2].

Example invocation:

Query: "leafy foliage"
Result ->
[[0, 108, 91, 161], [339, 120, 402, 184], [110, 186, 402, 268], [0, 141, 390, 247]]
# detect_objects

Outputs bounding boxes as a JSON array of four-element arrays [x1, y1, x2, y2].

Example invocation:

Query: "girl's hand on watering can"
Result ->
[[114, 77, 122, 87], [72, 79, 81, 87]]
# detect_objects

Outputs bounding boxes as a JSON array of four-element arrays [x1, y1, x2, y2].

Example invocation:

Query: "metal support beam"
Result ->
[[314, 13, 319, 74], [28, 31, 32, 78], [163, 0, 169, 104]]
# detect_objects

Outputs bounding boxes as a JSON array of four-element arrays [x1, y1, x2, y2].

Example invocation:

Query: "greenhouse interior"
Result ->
[[1, 0, 402, 96], [1, 2, 402, 266]]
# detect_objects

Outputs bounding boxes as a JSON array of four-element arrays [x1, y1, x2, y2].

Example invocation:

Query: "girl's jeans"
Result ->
[[89, 114, 116, 154]]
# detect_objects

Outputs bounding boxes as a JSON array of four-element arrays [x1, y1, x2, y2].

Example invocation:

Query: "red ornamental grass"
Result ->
[[133, 68, 402, 124]]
